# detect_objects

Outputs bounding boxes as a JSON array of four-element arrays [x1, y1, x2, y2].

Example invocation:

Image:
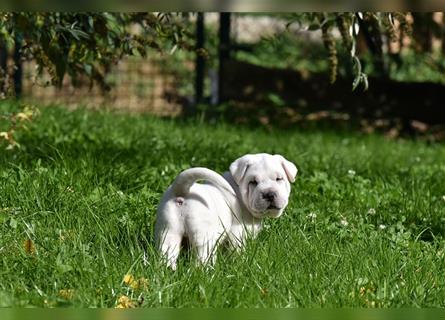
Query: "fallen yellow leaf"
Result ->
[[137, 277, 149, 290], [0, 132, 9, 140], [59, 289, 75, 300], [115, 295, 136, 308], [17, 112, 31, 121], [23, 239, 35, 255], [123, 274, 138, 289], [122, 274, 149, 290]]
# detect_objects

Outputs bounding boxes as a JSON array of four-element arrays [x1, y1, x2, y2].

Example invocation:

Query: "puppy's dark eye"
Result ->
[[276, 177, 283, 181], [249, 180, 258, 186]]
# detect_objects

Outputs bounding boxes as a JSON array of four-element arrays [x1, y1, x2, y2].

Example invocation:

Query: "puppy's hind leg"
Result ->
[[193, 234, 221, 268], [157, 230, 183, 270]]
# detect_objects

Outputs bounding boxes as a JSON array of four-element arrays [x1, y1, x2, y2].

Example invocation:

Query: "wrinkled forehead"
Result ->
[[246, 156, 283, 179]]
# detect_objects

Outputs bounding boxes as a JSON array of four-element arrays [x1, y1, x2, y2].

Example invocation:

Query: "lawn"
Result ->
[[1, 102, 445, 307]]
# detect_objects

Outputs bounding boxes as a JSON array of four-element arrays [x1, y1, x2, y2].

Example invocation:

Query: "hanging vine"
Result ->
[[286, 12, 414, 90]]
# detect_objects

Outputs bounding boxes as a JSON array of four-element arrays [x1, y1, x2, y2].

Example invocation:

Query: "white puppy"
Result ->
[[154, 153, 297, 269]]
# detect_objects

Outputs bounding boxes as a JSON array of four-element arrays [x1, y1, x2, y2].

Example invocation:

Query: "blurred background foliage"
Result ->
[[2, 12, 445, 147], [0, 12, 192, 91], [2, 12, 445, 96]]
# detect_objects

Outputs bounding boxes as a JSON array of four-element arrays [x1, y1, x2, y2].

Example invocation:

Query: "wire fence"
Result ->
[[21, 56, 183, 116]]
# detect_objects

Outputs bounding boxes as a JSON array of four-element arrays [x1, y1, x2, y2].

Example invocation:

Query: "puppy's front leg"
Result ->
[[228, 224, 248, 251], [229, 222, 262, 251]]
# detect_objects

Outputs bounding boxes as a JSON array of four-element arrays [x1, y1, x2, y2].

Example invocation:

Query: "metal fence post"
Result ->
[[0, 39, 7, 95], [195, 12, 205, 105], [0, 40, 6, 72], [13, 34, 23, 98], [217, 12, 231, 105]]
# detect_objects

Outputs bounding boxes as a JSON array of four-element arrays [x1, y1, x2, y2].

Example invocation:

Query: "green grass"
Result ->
[[1, 102, 445, 307]]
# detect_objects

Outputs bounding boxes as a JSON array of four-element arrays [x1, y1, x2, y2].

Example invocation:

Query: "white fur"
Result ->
[[154, 153, 297, 269]]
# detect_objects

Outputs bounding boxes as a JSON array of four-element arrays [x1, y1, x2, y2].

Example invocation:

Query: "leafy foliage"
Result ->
[[0, 12, 441, 97], [0, 13, 194, 148], [0, 103, 39, 149], [0, 12, 192, 92], [286, 12, 413, 90]]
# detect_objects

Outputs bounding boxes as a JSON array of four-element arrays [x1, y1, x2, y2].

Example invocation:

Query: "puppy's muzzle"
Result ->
[[261, 191, 282, 210], [262, 191, 276, 202]]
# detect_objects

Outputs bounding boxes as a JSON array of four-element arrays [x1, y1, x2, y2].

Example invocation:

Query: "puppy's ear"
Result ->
[[230, 155, 252, 185], [275, 155, 298, 183]]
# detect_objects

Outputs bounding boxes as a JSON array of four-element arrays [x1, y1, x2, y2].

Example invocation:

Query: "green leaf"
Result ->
[[9, 217, 17, 229], [307, 23, 320, 31]]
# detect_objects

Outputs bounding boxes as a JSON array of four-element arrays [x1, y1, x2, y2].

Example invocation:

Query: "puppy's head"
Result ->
[[230, 153, 297, 218]]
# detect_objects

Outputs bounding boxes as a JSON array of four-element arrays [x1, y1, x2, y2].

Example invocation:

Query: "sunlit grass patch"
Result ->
[[0, 102, 444, 307]]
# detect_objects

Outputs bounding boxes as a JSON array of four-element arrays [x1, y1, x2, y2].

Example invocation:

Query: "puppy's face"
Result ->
[[230, 154, 297, 218]]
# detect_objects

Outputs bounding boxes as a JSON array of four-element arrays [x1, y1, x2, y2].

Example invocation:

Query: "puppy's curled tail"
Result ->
[[171, 167, 236, 197]]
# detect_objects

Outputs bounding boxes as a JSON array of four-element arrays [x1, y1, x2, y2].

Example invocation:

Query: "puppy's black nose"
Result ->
[[262, 191, 276, 202]]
